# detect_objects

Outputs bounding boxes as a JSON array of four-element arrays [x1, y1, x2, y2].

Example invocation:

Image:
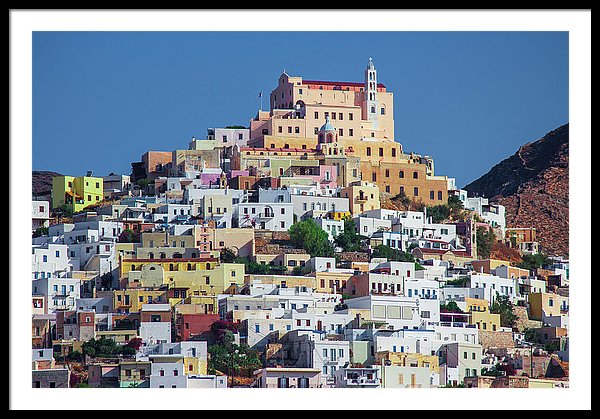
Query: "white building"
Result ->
[[345, 295, 421, 330], [32, 277, 81, 312], [235, 202, 293, 231], [314, 217, 344, 241], [139, 304, 172, 345], [470, 273, 518, 304], [32, 200, 51, 231], [32, 243, 72, 279], [464, 197, 506, 235]]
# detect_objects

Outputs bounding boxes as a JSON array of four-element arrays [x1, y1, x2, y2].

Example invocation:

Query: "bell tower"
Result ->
[[365, 57, 379, 130]]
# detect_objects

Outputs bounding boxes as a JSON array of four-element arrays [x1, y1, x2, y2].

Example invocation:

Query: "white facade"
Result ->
[[354, 216, 391, 238], [305, 257, 337, 272], [314, 218, 344, 241], [32, 277, 81, 312], [154, 204, 194, 223], [236, 202, 293, 231], [32, 243, 72, 279], [345, 295, 421, 330], [148, 359, 187, 388], [470, 274, 518, 304], [290, 194, 350, 221], [374, 329, 437, 356], [32, 200, 51, 231], [464, 197, 506, 234]]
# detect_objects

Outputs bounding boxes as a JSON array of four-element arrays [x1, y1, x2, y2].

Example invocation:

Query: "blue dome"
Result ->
[[319, 115, 336, 132]]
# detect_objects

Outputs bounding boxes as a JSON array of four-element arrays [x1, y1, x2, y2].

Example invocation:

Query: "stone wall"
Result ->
[[513, 305, 542, 332], [479, 330, 515, 350]]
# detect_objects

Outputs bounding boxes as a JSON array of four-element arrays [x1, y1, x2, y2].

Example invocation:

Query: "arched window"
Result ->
[[326, 134, 333, 143], [169, 263, 174, 271], [131, 265, 135, 271], [187, 263, 192, 271], [318, 133, 324, 143], [371, 106, 376, 114]]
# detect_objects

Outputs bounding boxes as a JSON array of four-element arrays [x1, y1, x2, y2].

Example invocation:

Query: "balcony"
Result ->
[[355, 196, 368, 203], [347, 378, 380, 386], [255, 212, 274, 220]]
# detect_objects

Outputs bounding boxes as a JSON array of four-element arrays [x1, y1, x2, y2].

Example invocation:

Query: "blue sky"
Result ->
[[32, 31, 568, 188]]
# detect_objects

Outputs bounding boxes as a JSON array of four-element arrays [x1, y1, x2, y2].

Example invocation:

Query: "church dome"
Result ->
[[319, 115, 336, 132]]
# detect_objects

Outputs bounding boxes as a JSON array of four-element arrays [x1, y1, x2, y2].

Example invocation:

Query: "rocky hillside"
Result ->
[[33, 171, 61, 201], [464, 124, 569, 258]]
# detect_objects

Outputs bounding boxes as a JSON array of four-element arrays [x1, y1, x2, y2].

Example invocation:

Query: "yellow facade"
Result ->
[[120, 257, 218, 278], [466, 298, 501, 332], [376, 351, 440, 374], [166, 263, 246, 297], [52, 174, 104, 212], [96, 329, 139, 344], [528, 292, 568, 321], [341, 181, 380, 215], [329, 211, 352, 221], [314, 271, 354, 294], [248, 274, 317, 290], [113, 289, 167, 313]]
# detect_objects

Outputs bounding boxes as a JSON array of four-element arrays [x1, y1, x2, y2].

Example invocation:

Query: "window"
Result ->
[[413, 171, 418, 179], [463, 351, 468, 359], [151, 315, 161, 323], [173, 369, 179, 376], [339, 128, 343, 136], [331, 112, 336, 120], [549, 299, 554, 307], [288, 126, 292, 134], [438, 191, 443, 200], [280, 221, 285, 229], [339, 349, 344, 358], [159, 369, 165, 376], [472, 352, 476, 360], [277, 377, 289, 388], [379, 147, 384, 157], [255, 324, 260, 333], [413, 187, 419, 197], [430, 190, 435, 200], [298, 377, 309, 388], [366, 147, 371, 156], [314, 111, 319, 119], [372, 173, 377, 182], [43, 255, 47, 262], [349, 128, 354, 137], [49, 382, 56, 388], [392, 148, 396, 157]]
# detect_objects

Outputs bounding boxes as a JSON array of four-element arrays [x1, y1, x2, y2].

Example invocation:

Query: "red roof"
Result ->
[[303, 79, 386, 89]]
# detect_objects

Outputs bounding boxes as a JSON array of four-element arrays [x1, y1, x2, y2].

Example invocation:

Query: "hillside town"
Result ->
[[31, 59, 569, 389]]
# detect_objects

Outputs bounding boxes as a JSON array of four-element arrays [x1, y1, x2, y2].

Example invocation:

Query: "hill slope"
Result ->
[[32, 170, 61, 201], [464, 124, 569, 257]]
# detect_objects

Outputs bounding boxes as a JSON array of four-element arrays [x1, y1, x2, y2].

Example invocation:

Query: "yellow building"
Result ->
[[328, 211, 352, 221], [96, 329, 139, 345], [528, 292, 569, 321], [165, 263, 246, 305], [466, 298, 501, 332], [248, 274, 317, 290], [120, 256, 219, 279], [52, 174, 104, 213], [313, 271, 354, 294], [341, 181, 380, 215], [119, 361, 151, 388], [113, 289, 167, 313], [376, 351, 440, 374]]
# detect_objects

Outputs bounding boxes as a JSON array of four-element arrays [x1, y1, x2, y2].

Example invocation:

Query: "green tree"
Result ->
[[516, 253, 552, 271], [53, 204, 74, 220], [427, 204, 450, 223], [334, 218, 366, 252], [220, 247, 237, 263], [476, 226, 496, 259], [490, 294, 518, 328], [32, 226, 49, 238], [371, 244, 415, 262], [288, 218, 334, 257], [445, 276, 471, 287], [118, 228, 140, 243], [440, 301, 464, 313]]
